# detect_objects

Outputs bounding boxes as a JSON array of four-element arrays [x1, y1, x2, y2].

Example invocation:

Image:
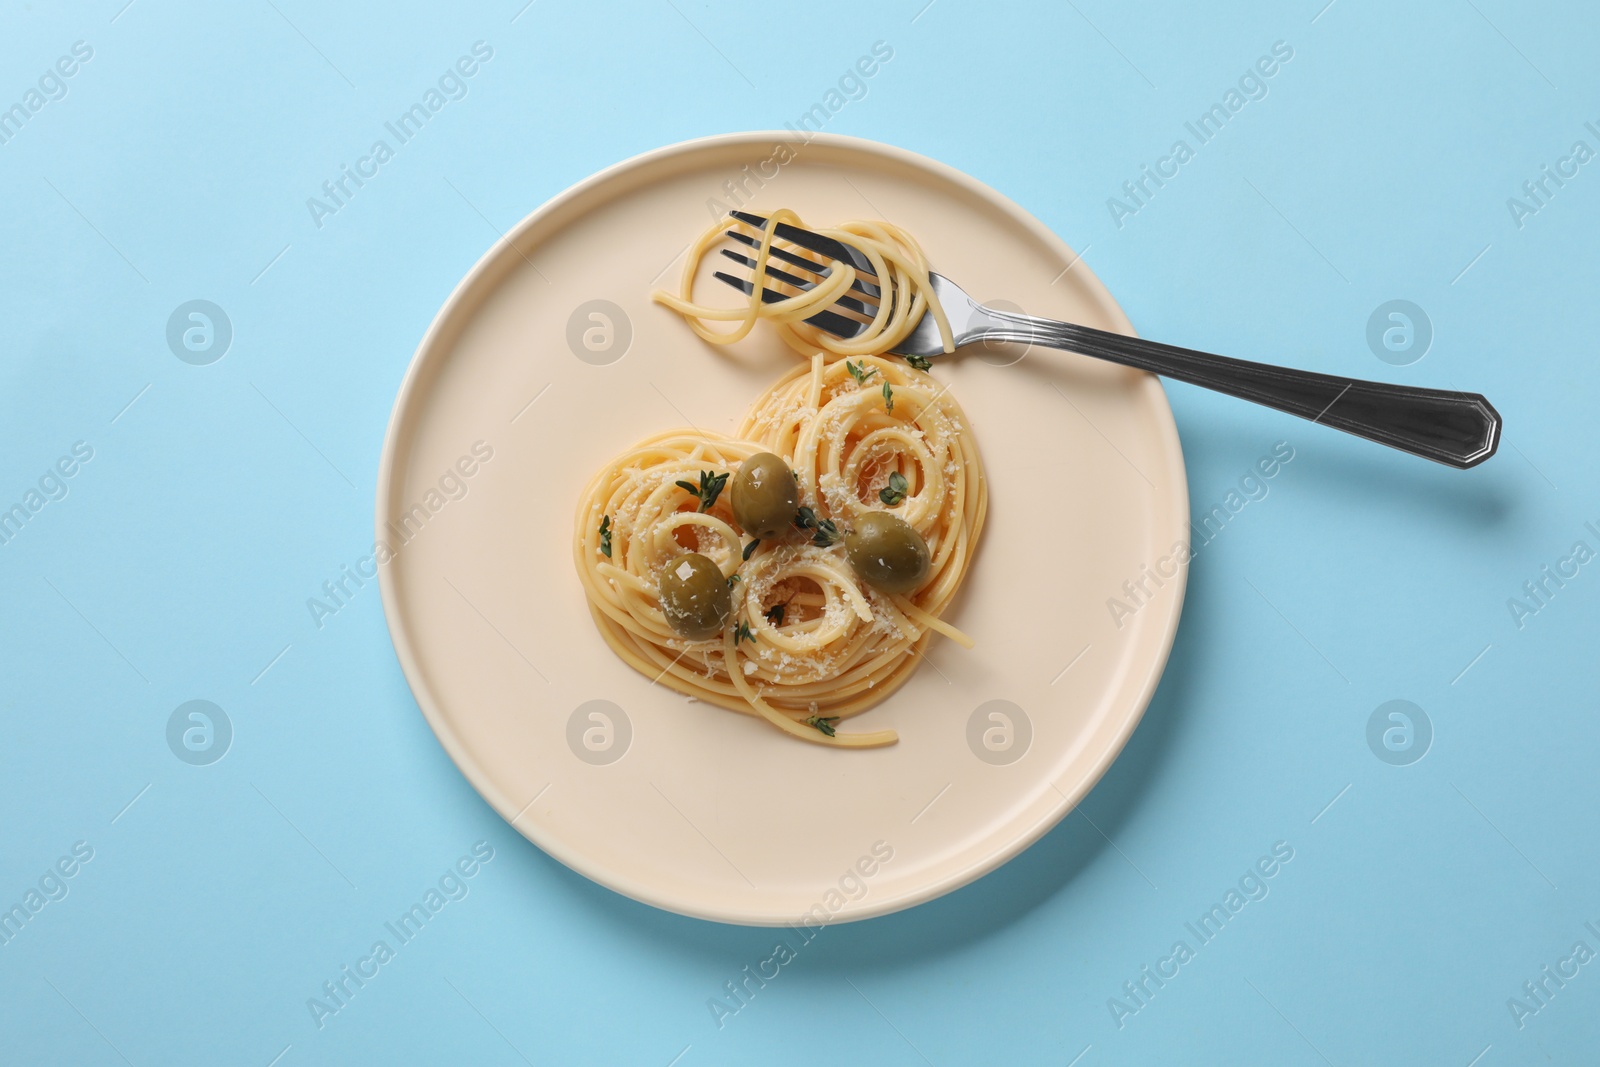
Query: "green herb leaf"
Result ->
[[678, 470, 729, 512], [845, 359, 877, 384], [701, 470, 729, 511], [881, 380, 894, 413], [806, 715, 839, 737], [764, 603, 785, 626], [727, 572, 741, 587], [598, 515, 612, 558], [878, 471, 909, 506], [735, 621, 755, 645], [742, 538, 760, 561], [903, 354, 933, 372], [795, 506, 842, 547]]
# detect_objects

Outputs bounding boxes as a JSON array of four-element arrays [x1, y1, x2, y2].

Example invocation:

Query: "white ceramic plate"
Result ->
[[376, 132, 1188, 925]]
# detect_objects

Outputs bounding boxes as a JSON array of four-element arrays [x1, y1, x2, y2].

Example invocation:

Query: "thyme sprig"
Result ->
[[878, 471, 909, 506], [674, 469, 729, 512], [794, 506, 842, 547], [845, 359, 877, 384]]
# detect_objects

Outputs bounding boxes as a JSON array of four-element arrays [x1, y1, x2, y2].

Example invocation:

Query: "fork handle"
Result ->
[[981, 312, 1501, 469]]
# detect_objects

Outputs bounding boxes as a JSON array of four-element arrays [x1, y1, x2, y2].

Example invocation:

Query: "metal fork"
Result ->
[[715, 211, 1501, 469]]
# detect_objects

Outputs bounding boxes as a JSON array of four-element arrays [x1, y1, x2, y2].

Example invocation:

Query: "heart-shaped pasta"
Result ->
[[574, 354, 985, 748]]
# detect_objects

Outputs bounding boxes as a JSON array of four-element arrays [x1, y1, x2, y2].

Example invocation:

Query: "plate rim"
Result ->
[[375, 130, 1190, 925]]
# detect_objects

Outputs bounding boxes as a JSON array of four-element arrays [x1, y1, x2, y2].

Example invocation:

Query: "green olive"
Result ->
[[730, 452, 800, 539], [658, 553, 732, 640], [845, 512, 930, 594]]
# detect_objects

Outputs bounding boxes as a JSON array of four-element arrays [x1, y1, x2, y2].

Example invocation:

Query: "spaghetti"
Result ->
[[574, 352, 986, 748], [651, 209, 957, 358]]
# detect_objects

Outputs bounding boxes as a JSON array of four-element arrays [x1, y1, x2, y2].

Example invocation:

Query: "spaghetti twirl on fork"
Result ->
[[651, 208, 957, 359]]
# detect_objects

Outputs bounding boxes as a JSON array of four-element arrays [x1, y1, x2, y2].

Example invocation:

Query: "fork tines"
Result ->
[[723, 233, 881, 303], [727, 211, 858, 270], [716, 212, 888, 339], [726, 211, 882, 298], [711, 272, 865, 340], [716, 249, 875, 317]]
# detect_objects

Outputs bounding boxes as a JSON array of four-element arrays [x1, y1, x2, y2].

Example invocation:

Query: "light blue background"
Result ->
[[1, 1, 1595, 1064]]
